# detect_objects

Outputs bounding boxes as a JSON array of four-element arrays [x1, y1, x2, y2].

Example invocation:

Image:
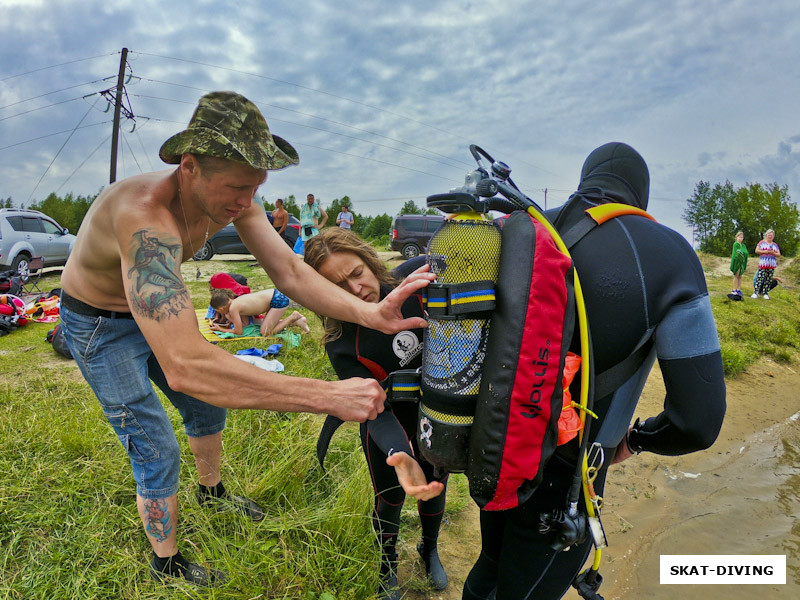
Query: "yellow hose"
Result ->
[[526, 205, 602, 572]]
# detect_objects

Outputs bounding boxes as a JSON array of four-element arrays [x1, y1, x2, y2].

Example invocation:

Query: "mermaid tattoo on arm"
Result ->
[[126, 229, 191, 321]]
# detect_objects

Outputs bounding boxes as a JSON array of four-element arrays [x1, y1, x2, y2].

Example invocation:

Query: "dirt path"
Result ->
[[398, 358, 800, 599]]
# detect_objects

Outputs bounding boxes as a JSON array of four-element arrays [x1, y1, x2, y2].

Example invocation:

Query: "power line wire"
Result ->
[[133, 123, 155, 172], [132, 86, 471, 170], [56, 134, 111, 193], [121, 130, 144, 175], [0, 78, 114, 110], [1, 52, 119, 82], [0, 121, 112, 151], [130, 54, 569, 183], [0, 92, 104, 122], [132, 50, 474, 143], [292, 141, 458, 183], [27, 96, 101, 202]]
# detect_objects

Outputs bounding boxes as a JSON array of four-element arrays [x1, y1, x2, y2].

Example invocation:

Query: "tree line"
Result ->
[[682, 181, 798, 257], [1, 192, 435, 246], [8, 180, 795, 257]]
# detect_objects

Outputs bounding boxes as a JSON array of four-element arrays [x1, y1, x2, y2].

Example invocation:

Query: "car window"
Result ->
[[403, 220, 424, 232], [6, 216, 23, 231], [41, 219, 62, 235], [424, 219, 442, 232], [22, 217, 44, 233]]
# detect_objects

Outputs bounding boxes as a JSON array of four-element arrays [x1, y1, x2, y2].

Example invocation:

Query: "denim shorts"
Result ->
[[60, 305, 227, 499]]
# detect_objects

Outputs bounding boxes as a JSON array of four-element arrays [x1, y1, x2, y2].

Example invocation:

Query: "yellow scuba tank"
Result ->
[[417, 211, 502, 473]]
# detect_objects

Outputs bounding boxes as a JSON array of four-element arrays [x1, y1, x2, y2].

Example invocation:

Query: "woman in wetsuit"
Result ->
[[304, 228, 448, 600]]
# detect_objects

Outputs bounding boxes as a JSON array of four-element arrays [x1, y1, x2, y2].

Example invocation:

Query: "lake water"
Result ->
[[606, 413, 800, 599]]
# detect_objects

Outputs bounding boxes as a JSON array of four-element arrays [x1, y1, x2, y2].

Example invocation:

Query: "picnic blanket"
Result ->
[[195, 309, 262, 342], [195, 310, 304, 347]]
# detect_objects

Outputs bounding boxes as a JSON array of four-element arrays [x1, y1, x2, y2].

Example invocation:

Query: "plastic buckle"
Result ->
[[386, 368, 422, 403]]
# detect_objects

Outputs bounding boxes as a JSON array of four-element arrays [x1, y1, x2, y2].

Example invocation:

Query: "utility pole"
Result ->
[[109, 47, 128, 184], [544, 188, 548, 210]]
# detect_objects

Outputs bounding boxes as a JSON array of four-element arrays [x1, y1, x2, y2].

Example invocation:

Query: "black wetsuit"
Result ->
[[463, 143, 727, 599], [325, 260, 448, 579]]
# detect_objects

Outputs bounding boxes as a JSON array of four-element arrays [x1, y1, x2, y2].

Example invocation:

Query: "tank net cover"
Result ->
[[423, 219, 502, 397]]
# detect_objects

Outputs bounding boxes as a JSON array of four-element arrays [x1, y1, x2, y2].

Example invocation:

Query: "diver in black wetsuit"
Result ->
[[461, 142, 727, 599], [303, 229, 449, 600]]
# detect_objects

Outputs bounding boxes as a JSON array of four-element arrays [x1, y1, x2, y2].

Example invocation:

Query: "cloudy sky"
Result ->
[[2, 0, 799, 241]]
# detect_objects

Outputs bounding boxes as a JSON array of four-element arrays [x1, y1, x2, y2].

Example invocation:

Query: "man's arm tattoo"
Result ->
[[143, 498, 172, 542], [126, 229, 191, 321]]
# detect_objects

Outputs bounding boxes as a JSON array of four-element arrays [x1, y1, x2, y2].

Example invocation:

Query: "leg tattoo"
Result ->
[[143, 498, 173, 542]]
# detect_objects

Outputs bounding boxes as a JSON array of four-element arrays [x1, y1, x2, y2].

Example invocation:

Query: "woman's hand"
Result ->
[[386, 451, 445, 501]]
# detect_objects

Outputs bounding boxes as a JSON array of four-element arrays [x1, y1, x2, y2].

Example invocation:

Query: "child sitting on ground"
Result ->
[[209, 289, 310, 336]]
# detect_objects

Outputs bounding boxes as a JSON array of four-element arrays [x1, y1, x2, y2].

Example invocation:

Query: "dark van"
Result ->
[[390, 214, 445, 258]]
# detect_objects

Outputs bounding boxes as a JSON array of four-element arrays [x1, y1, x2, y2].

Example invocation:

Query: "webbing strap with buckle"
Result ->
[[386, 369, 421, 402], [423, 281, 496, 318], [316, 369, 422, 471]]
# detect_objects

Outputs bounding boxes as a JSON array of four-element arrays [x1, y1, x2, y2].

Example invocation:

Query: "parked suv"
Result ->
[[390, 213, 445, 258], [0, 208, 77, 275], [192, 212, 301, 260]]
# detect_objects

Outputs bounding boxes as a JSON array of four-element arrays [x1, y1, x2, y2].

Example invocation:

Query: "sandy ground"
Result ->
[[397, 357, 800, 600]]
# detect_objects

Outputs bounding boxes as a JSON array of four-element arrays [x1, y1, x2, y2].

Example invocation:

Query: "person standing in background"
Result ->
[[728, 231, 747, 300], [300, 193, 328, 241], [272, 198, 289, 242], [752, 229, 780, 299], [336, 204, 354, 230]]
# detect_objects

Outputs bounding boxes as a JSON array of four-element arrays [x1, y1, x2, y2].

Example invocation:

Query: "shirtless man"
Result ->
[[209, 288, 310, 336], [59, 91, 433, 587], [272, 198, 289, 241]]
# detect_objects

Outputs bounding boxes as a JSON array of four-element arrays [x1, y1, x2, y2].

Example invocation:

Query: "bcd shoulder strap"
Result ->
[[561, 203, 657, 398]]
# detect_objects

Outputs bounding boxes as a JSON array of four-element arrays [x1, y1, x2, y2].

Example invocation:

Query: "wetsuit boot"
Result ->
[[378, 550, 401, 600], [417, 536, 448, 590]]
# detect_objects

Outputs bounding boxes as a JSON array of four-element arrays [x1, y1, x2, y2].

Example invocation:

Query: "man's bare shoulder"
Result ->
[[61, 169, 179, 310], [108, 169, 177, 214]]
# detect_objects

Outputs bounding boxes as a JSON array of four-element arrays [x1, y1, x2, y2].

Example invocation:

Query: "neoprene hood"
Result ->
[[577, 142, 650, 210]]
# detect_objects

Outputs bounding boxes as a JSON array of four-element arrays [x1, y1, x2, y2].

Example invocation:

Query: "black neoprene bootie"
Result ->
[[378, 552, 401, 600], [417, 537, 448, 590], [149, 551, 226, 587], [197, 482, 264, 522]]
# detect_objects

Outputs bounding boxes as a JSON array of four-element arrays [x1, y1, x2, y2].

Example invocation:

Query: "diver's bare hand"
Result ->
[[386, 451, 445, 501]]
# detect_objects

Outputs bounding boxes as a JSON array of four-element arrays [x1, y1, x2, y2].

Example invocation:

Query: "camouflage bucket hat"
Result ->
[[159, 91, 299, 171]]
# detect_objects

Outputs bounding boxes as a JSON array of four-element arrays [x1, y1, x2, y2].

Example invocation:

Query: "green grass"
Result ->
[[2, 251, 797, 597], [0, 261, 466, 599], [702, 253, 800, 375]]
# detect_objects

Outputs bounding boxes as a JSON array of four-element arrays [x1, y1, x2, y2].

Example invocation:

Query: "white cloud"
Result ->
[[1, 0, 799, 236]]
